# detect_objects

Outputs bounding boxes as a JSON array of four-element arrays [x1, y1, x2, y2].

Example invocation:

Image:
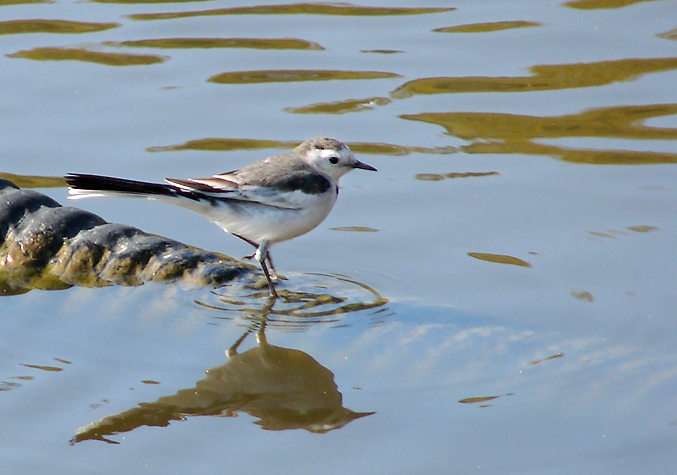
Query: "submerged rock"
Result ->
[[0, 179, 250, 294]]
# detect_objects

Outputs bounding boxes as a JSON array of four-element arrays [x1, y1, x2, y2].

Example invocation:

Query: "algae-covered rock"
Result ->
[[0, 179, 250, 293]]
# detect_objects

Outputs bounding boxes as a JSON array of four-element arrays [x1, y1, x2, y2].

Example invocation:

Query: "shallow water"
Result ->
[[1, 0, 677, 473]]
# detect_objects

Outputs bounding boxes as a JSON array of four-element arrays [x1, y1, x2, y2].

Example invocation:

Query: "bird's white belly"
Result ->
[[203, 189, 337, 245]]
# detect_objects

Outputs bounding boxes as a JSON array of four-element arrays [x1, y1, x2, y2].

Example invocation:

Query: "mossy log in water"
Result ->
[[0, 178, 251, 295]]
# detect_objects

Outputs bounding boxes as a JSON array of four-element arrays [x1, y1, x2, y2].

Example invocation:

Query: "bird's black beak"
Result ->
[[353, 159, 377, 171]]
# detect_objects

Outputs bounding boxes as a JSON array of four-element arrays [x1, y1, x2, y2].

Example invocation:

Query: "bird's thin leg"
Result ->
[[256, 327, 268, 346], [259, 259, 278, 298], [253, 252, 277, 281], [266, 252, 277, 276], [233, 233, 258, 259], [234, 233, 277, 281], [255, 316, 268, 346], [255, 242, 278, 299]]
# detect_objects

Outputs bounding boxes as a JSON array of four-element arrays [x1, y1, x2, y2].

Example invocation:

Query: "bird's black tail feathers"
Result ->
[[65, 173, 201, 202]]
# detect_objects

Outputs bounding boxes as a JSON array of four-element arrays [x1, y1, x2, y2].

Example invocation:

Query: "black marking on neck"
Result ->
[[271, 172, 331, 195]]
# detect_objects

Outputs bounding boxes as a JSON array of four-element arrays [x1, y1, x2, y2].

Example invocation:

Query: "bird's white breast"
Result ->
[[203, 185, 338, 245]]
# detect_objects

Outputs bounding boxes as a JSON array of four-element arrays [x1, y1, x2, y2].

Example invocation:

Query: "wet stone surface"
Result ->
[[0, 179, 250, 294]]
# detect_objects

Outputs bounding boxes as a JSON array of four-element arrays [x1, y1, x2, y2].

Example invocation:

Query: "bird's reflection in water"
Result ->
[[71, 276, 384, 445]]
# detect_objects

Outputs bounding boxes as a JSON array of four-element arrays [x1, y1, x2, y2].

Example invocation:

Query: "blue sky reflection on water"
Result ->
[[1, 285, 675, 473], [1, 0, 677, 473]]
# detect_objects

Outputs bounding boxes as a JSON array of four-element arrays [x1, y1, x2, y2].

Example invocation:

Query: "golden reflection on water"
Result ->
[[657, 28, 677, 41], [0, 19, 119, 35], [390, 58, 677, 98], [124, 3, 454, 21], [285, 96, 392, 114], [564, 0, 661, 9], [147, 137, 299, 153], [586, 225, 659, 240], [106, 37, 325, 50], [147, 137, 457, 156], [464, 141, 677, 165], [7, 47, 167, 66], [71, 292, 380, 444], [627, 225, 659, 233], [360, 49, 404, 54], [6, 37, 328, 67], [433, 21, 541, 33], [414, 171, 499, 182], [529, 352, 564, 365], [403, 104, 677, 165], [403, 104, 677, 142], [572, 290, 595, 302], [0, 0, 49, 4], [459, 393, 514, 408], [467, 252, 532, 268], [208, 69, 401, 84], [0, 172, 66, 189], [20, 362, 64, 372], [329, 226, 379, 232]]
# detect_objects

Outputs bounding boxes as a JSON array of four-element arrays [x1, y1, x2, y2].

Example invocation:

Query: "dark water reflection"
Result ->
[[71, 275, 385, 444], [72, 322, 374, 444]]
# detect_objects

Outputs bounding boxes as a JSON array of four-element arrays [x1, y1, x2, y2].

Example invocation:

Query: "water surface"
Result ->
[[1, 0, 676, 473]]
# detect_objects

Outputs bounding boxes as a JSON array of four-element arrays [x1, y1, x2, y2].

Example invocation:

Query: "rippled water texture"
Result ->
[[1, 0, 676, 473]]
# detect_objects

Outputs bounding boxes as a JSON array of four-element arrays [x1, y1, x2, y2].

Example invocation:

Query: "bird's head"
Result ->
[[299, 137, 376, 181]]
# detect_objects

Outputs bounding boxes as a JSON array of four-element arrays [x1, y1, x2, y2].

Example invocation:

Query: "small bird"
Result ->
[[66, 137, 376, 298]]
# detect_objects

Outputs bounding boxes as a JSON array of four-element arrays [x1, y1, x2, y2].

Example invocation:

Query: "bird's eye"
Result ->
[[329, 156, 339, 164]]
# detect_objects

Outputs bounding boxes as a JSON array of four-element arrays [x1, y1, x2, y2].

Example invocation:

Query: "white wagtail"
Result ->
[[66, 137, 377, 298]]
